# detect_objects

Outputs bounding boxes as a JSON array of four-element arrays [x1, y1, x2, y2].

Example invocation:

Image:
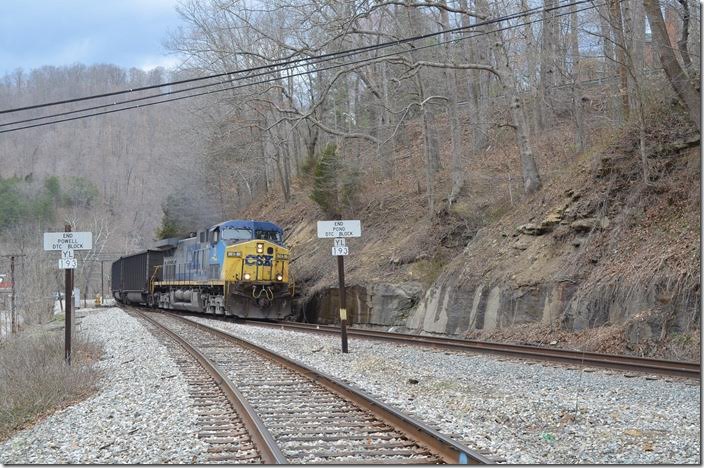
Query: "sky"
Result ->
[[0, 0, 184, 76]]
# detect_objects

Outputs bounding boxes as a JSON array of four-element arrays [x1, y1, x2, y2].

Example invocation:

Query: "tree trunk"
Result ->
[[609, 0, 631, 121], [494, 40, 543, 194], [597, 3, 623, 123], [379, 62, 392, 179], [676, 0, 692, 71], [440, 2, 464, 205], [570, 1, 587, 152], [643, 0, 701, 131], [539, 0, 559, 129]]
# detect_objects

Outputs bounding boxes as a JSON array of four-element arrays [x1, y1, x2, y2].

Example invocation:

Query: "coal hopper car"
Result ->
[[111, 250, 165, 306]]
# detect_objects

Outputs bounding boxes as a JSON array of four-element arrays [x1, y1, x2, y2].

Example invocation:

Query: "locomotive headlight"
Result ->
[[256, 242, 264, 253], [243, 273, 251, 280], [276, 273, 283, 281]]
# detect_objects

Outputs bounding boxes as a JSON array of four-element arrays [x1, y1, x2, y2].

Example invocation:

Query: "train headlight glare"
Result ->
[[256, 242, 264, 253], [243, 273, 251, 280], [276, 273, 283, 281]]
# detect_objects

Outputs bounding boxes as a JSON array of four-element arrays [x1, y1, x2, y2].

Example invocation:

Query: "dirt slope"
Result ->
[[242, 104, 700, 360]]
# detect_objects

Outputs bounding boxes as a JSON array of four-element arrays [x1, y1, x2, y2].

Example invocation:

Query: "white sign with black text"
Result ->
[[59, 258, 78, 269], [332, 245, 349, 256], [43, 232, 93, 251], [317, 220, 361, 238]]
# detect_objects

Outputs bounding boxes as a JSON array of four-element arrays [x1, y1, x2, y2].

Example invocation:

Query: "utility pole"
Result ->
[[0, 254, 25, 334], [101, 260, 104, 303]]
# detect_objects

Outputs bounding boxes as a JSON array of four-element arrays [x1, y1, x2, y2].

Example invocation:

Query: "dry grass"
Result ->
[[0, 330, 102, 442]]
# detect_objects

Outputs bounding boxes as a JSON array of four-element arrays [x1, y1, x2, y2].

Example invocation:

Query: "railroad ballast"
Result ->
[[111, 219, 293, 319]]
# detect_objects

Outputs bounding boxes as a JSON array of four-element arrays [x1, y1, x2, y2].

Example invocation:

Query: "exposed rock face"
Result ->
[[367, 282, 423, 325], [304, 282, 423, 326], [406, 276, 577, 335], [405, 274, 698, 343]]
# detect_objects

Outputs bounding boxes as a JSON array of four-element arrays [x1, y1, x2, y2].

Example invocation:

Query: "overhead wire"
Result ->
[[0, 0, 593, 116], [0, 0, 606, 134]]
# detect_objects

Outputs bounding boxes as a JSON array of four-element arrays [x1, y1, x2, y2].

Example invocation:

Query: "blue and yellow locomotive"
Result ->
[[111, 220, 293, 319]]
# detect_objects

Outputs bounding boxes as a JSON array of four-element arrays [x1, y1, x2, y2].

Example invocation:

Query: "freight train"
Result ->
[[111, 219, 293, 320]]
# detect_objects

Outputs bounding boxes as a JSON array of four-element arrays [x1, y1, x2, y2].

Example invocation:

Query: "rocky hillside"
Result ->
[[243, 103, 700, 360]]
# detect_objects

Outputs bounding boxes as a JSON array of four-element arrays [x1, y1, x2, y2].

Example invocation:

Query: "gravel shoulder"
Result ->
[[0, 307, 208, 464], [190, 316, 701, 465]]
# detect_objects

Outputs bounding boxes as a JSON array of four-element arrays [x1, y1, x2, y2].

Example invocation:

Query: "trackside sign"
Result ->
[[317, 220, 362, 238], [43, 232, 93, 251]]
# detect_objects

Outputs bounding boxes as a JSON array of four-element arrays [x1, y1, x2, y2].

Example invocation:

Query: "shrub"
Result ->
[[62, 177, 99, 209], [309, 143, 361, 217], [0, 331, 101, 441]]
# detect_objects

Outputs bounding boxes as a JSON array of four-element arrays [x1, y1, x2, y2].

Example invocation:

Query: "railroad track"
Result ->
[[228, 319, 700, 379], [131, 307, 492, 464], [131, 309, 285, 464]]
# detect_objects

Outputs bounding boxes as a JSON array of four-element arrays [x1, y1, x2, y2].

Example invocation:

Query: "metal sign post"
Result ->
[[317, 220, 361, 354]]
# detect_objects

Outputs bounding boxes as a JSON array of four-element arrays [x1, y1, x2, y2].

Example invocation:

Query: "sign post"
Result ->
[[43, 228, 92, 365], [317, 220, 362, 354], [64, 225, 73, 364]]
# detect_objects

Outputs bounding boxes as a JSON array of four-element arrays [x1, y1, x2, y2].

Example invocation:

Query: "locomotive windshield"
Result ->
[[221, 228, 252, 242], [255, 230, 283, 242]]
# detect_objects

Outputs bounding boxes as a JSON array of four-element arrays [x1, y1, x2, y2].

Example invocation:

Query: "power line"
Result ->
[[0, 1, 605, 135], [0, 3, 598, 133], [0, 0, 596, 119]]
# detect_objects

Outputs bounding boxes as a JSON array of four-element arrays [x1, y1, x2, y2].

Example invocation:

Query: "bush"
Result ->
[[62, 177, 99, 209], [310, 143, 339, 216], [0, 332, 101, 441], [309, 143, 361, 217]]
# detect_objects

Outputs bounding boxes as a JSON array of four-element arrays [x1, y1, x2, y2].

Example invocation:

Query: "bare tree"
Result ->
[[643, 0, 701, 132]]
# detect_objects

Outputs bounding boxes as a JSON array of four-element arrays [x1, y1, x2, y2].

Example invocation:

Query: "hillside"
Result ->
[[242, 101, 700, 361]]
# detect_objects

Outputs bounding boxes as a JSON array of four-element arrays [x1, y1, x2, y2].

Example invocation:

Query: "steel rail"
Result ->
[[233, 319, 700, 379], [171, 313, 492, 464], [131, 309, 288, 464]]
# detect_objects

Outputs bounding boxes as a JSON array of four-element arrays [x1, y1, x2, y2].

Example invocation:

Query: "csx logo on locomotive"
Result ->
[[245, 254, 273, 266]]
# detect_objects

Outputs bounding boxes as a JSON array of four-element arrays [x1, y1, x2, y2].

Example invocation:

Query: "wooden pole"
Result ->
[[10, 255, 16, 334], [64, 224, 72, 365], [337, 254, 348, 353], [101, 260, 104, 304]]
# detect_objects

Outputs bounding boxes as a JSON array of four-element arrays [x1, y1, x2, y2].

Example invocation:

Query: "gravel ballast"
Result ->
[[0, 308, 699, 464], [189, 316, 701, 465], [0, 308, 208, 464]]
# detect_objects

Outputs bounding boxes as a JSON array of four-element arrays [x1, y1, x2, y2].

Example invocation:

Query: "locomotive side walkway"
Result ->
[[0, 308, 209, 464]]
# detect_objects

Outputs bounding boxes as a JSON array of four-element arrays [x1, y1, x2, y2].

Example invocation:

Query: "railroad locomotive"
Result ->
[[111, 220, 293, 319]]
